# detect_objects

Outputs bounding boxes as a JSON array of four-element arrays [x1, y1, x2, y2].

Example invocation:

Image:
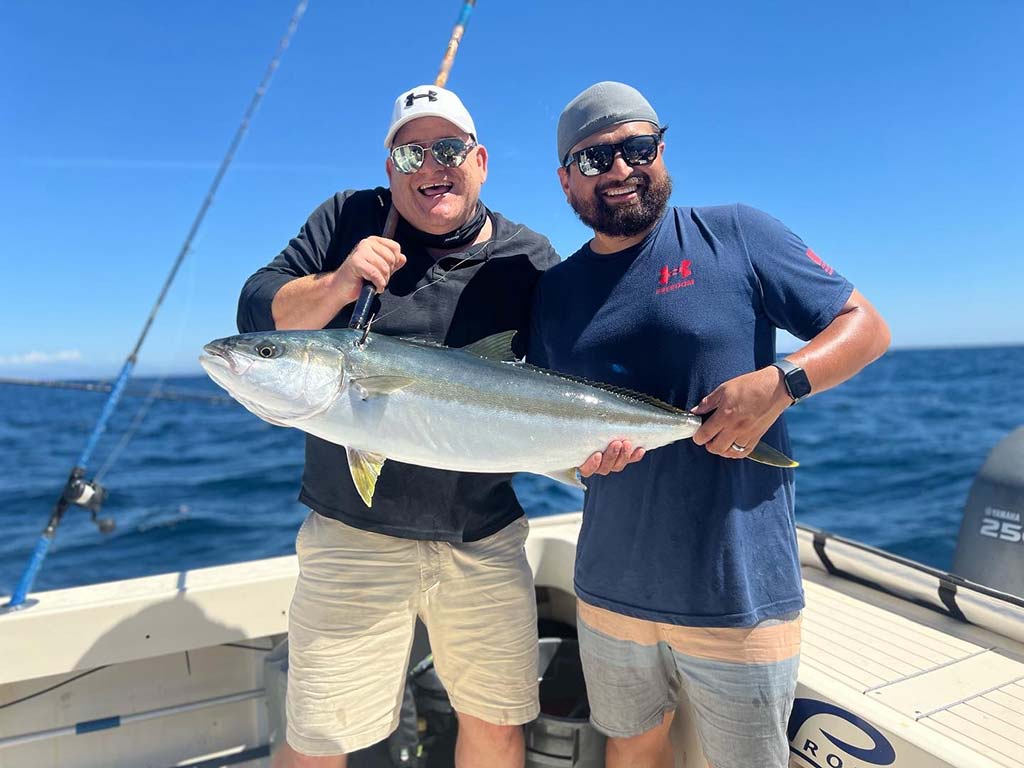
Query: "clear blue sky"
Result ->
[[2, 1, 1021, 379]]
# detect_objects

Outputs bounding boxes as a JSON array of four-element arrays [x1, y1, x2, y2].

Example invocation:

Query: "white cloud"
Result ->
[[0, 350, 82, 366]]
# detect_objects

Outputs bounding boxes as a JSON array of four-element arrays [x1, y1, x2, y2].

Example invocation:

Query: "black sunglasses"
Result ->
[[563, 129, 666, 177], [390, 136, 477, 174]]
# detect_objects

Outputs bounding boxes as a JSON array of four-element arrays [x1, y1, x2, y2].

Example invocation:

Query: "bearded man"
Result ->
[[528, 81, 890, 768]]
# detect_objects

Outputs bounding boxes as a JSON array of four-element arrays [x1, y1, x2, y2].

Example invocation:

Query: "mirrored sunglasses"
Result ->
[[563, 130, 666, 177], [390, 137, 477, 175]]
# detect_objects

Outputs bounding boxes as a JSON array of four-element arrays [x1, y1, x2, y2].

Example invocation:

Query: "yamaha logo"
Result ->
[[788, 699, 896, 767]]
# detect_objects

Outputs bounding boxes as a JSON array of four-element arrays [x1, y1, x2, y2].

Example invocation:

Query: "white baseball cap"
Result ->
[[384, 85, 477, 149]]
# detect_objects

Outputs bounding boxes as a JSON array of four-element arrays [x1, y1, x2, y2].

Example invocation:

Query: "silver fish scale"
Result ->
[[309, 330, 700, 474]]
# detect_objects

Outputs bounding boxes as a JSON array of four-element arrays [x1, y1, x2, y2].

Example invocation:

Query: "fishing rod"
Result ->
[[2, 0, 309, 612], [348, 0, 478, 332]]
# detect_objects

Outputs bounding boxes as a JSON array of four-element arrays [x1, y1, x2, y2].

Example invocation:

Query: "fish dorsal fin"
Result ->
[[350, 375, 415, 399], [519, 363, 692, 416], [346, 447, 388, 507], [462, 331, 518, 362]]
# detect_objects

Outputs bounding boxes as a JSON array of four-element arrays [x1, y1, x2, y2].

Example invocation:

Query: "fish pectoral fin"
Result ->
[[462, 331, 519, 362], [346, 447, 388, 507], [542, 467, 586, 490], [350, 375, 416, 400], [748, 442, 799, 468]]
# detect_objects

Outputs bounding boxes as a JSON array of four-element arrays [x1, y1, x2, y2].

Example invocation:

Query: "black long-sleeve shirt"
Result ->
[[238, 187, 559, 541]]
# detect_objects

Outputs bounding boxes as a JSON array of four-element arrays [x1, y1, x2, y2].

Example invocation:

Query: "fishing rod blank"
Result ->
[[3, 0, 309, 612], [348, 0, 478, 332]]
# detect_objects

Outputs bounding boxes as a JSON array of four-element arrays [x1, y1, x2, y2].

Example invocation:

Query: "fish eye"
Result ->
[[256, 342, 280, 359]]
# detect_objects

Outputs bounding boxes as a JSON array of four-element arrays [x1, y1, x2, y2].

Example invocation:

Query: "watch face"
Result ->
[[786, 367, 812, 401]]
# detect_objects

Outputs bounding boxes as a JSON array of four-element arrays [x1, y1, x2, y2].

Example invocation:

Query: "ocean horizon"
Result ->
[[2, 344, 1022, 596], [7, 340, 1021, 383]]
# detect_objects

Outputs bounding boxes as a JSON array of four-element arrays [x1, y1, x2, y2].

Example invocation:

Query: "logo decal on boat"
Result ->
[[978, 505, 1023, 543], [788, 698, 896, 767]]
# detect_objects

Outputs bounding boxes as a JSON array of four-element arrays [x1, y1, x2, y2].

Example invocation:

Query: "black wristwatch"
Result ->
[[772, 359, 812, 405]]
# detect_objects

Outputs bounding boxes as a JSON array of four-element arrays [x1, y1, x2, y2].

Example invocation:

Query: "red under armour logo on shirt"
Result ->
[[805, 248, 834, 276], [655, 260, 694, 295], [658, 260, 691, 285]]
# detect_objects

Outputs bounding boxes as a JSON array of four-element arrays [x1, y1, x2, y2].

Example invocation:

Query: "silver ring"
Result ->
[[730, 442, 747, 452]]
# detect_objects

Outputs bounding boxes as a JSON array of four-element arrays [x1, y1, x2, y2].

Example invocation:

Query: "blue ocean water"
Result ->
[[1, 345, 1022, 596]]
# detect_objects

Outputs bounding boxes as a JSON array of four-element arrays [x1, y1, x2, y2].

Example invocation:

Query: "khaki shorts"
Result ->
[[285, 512, 539, 756]]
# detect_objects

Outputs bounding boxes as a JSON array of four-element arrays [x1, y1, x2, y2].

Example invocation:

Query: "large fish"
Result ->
[[199, 329, 796, 506]]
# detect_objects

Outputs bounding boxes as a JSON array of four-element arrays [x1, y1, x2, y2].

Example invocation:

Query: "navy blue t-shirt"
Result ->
[[529, 204, 853, 627]]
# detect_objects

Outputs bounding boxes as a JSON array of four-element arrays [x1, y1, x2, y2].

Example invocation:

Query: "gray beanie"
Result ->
[[557, 81, 660, 164]]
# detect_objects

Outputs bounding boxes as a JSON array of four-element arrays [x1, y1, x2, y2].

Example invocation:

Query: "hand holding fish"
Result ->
[[579, 440, 646, 478], [691, 367, 792, 460], [336, 236, 408, 302]]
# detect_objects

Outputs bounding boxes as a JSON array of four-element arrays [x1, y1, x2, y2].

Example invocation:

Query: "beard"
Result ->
[[568, 168, 673, 238]]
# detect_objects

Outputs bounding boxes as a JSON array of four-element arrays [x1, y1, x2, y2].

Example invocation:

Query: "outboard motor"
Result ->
[[953, 426, 1024, 596]]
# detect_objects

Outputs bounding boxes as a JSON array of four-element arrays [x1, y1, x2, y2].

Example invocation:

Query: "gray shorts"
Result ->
[[577, 600, 801, 768], [285, 513, 540, 756]]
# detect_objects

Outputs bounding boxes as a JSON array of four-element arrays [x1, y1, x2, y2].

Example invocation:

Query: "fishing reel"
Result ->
[[62, 467, 115, 534]]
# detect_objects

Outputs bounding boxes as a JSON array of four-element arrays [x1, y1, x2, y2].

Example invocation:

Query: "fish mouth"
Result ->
[[201, 343, 241, 374], [199, 346, 232, 372]]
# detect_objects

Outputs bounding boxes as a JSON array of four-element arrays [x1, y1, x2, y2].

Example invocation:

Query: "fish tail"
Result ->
[[748, 442, 799, 468]]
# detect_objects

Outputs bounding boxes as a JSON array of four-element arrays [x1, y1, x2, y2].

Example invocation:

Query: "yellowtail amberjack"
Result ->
[[199, 329, 796, 506]]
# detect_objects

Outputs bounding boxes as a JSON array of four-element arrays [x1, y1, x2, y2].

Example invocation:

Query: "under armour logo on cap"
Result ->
[[405, 90, 439, 108], [384, 84, 477, 149]]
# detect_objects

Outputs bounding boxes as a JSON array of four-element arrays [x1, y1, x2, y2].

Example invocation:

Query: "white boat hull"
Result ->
[[2, 512, 1022, 767]]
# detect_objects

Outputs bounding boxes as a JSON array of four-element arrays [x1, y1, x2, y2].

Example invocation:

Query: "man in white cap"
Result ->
[[530, 81, 891, 768], [237, 85, 631, 768]]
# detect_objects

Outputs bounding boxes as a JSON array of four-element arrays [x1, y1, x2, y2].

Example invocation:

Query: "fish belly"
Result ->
[[297, 389, 690, 474]]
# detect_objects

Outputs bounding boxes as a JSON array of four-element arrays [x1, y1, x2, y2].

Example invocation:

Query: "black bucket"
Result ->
[[525, 637, 606, 768]]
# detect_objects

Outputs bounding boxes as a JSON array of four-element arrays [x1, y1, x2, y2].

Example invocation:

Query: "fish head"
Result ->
[[199, 331, 345, 425]]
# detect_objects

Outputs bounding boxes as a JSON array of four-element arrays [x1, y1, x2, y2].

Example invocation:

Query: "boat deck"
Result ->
[[4, 513, 1024, 768], [801, 568, 1024, 768]]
